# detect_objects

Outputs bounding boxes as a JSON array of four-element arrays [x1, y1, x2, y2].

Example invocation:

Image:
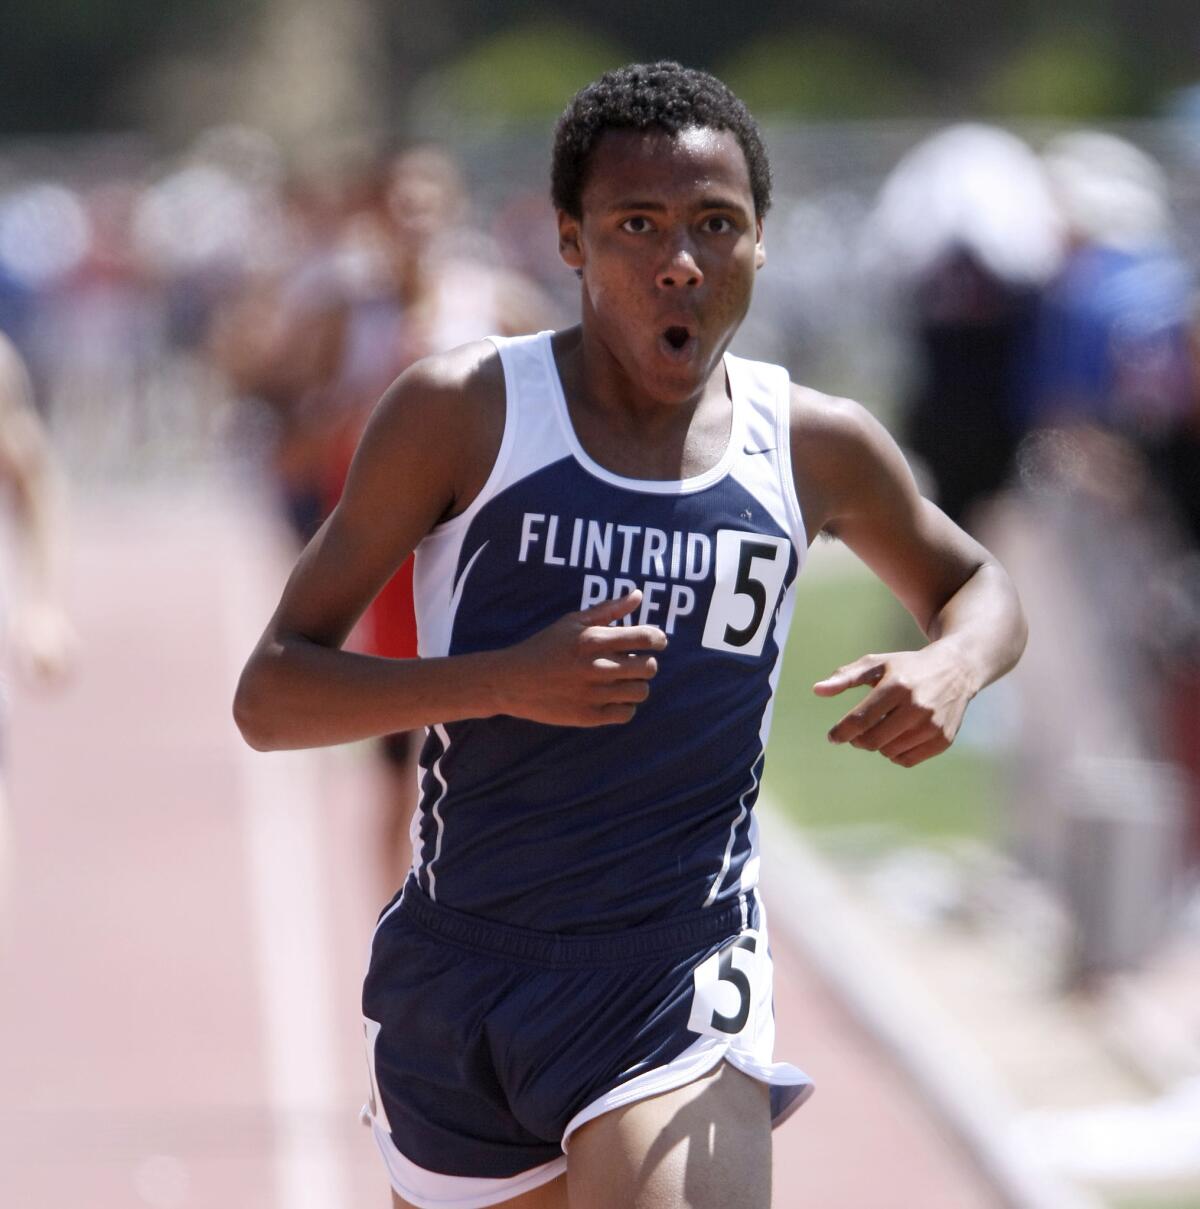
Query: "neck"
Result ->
[[559, 325, 729, 428]]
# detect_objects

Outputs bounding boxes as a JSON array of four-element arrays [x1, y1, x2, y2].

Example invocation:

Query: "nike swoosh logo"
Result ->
[[743, 444, 776, 456], [449, 541, 488, 618]]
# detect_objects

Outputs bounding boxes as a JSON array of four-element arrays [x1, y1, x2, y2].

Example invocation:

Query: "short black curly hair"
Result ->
[[551, 61, 772, 220]]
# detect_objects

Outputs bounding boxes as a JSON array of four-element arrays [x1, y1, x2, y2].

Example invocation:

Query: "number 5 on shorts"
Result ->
[[687, 933, 759, 1038]]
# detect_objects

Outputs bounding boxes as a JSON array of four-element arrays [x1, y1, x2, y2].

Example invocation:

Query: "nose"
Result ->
[[655, 240, 703, 289]]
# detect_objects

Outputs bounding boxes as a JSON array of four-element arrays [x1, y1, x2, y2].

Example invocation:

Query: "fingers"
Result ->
[[602, 678, 652, 705], [813, 656, 886, 698], [577, 686, 648, 728], [843, 700, 914, 752], [591, 653, 659, 680], [819, 649, 967, 768], [828, 688, 947, 763], [585, 623, 668, 652], [578, 589, 643, 626], [826, 683, 903, 745], [881, 733, 950, 768], [577, 592, 667, 652], [590, 702, 639, 726]]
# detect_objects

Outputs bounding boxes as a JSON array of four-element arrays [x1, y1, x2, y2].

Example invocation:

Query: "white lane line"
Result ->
[[219, 495, 349, 1209]]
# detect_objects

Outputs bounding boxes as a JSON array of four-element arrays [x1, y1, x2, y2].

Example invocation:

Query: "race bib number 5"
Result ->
[[687, 932, 760, 1038], [701, 531, 789, 657]]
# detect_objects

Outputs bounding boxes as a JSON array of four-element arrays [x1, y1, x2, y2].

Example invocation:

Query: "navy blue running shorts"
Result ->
[[361, 878, 813, 1209]]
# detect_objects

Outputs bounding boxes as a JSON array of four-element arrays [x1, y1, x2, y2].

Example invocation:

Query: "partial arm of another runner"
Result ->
[[0, 333, 75, 682], [233, 343, 665, 752], [791, 386, 1026, 768]]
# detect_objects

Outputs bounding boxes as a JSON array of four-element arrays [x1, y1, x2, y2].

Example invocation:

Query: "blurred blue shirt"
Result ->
[[1023, 242, 1195, 431]]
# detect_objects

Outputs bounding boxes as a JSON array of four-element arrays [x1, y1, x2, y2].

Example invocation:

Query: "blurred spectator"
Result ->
[[0, 331, 74, 683], [1003, 132, 1200, 905], [211, 143, 559, 899], [0, 329, 75, 930], [208, 161, 363, 540], [1025, 131, 1196, 436], [867, 125, 1063, 529]]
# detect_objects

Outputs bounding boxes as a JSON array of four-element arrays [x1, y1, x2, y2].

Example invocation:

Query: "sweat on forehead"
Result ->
[[550, 61, 773, 220]]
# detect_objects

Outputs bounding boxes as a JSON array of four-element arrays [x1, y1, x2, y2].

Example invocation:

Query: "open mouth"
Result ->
[[658, 323, 697, 361]]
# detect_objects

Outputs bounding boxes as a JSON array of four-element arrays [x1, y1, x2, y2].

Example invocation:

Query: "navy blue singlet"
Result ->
[[408, 331, 808, 933]]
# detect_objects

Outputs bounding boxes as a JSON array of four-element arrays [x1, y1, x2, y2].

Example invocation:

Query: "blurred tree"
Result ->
[[980, 25, 1137, 119], [0, 0, 251, 134], [128, 0, 386, 154], [374, 0, 764, 91], [2, 0, 1200, 137], [720, 30, 932, 118], [405, 21, 628, 138]]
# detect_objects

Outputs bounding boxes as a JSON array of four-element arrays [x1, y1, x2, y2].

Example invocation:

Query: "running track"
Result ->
[[0, 481, 1004, 1208]]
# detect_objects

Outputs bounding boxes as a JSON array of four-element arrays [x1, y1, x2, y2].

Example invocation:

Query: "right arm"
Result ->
[[232, 342, 664, 751]]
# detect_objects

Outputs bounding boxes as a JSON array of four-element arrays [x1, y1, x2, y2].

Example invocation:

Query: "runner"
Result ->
[[235, 61, 1027, 1209], [0, 330, 74, 934]]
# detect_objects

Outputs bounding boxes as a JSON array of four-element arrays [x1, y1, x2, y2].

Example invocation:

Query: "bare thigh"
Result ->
[[567, 1060, 771, 1209], [391, 1175, 568, 1209]]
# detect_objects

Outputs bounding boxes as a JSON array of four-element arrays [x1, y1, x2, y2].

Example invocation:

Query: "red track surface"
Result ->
[[0, 486, 1004, 1208]]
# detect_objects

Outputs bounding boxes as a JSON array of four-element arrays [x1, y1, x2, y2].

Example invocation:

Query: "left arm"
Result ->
[[790, 386, 1026, 767]]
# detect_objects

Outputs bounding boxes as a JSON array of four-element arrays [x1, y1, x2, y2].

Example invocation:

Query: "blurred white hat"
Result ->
[[867, 123, 1064, 285], [1041, 130, 1172, 251]]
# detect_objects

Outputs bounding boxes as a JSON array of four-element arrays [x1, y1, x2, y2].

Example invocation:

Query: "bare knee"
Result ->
[[567, 1061, 771, 1209]]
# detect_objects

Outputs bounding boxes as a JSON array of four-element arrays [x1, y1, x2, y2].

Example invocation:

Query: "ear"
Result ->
[[557, 210, 584, 272], [754, 215, 766, 270]]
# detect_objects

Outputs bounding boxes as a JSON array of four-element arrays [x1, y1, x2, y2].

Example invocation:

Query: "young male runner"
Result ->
[[234, 62, 1027, 1209]]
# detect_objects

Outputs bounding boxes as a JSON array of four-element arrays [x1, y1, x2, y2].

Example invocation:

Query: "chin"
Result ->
[[651, 341, 718, 391]]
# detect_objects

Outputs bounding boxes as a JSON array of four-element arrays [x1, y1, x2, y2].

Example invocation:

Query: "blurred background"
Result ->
[[0, 2, 1198, 1207]]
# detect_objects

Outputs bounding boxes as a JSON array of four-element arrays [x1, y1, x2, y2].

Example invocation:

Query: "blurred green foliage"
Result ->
[[408, 22, 627, 134], [720, 31, 931, 118], [981, 27, 1137, 119], [0, 0, 249, 134], [2, 0, 1199, 137]]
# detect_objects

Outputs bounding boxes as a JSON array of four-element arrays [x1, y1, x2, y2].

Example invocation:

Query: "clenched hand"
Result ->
[[813, 646, 977, 768], [498, 590, 667, 727]]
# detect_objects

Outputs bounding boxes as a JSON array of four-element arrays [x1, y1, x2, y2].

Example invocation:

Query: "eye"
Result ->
[[620, 216, 653, 234], [702, 215, 734, 234]]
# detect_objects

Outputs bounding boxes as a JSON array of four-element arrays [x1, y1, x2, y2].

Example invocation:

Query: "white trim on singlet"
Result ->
[[423, 723, 452, 901], [773, 370, 809, 550], [538, 334, 746, 495], [702, 748, 764, 908], [421, 339, 520, 540], [449, 540, 489, 616]]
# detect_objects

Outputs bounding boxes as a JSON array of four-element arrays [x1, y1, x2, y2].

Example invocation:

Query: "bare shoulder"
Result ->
[[366, 338, 504, 449], [787, 382, 914, 539], [353, 338, 506, 523], [265, 340, 508, 647]]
